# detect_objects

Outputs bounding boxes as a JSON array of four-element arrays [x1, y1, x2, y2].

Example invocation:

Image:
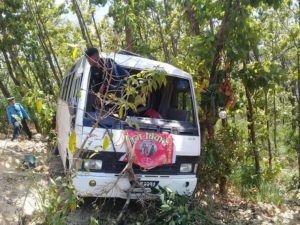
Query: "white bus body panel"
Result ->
[[56, 99, 72, 169], [73, 172, 197, 198], [80, 127, 200, 156]]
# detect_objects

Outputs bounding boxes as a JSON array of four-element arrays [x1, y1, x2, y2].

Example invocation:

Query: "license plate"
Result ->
[[140, 181, 159, 188]]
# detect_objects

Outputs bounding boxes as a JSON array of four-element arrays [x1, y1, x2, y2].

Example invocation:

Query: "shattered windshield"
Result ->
[[84, 58, 197, 133]]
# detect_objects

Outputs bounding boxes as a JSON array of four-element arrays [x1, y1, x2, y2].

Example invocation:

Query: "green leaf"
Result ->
[[35, 99, 43, 113], [135, 122, 140, 130], [69, 131, 77, 154], [76, 90, 81, 98], [103, 135, 110, 150], [134, 95, 143, 106], [141, 86, 147, 94], [72, 47, 79, 60], [169, 220, 175, 225], [152, 80, 157, 90], [50, 178, 56, 185], [90, 216, 99, 225], [161, 204, 170, 209], [127, 118, 133, 127], [89, 152, 98, 158], [119, 106, 124, 119]]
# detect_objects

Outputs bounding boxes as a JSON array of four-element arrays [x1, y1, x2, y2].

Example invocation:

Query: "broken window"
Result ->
[[83, 61, 197, 133], [132, 77, 195, 124]]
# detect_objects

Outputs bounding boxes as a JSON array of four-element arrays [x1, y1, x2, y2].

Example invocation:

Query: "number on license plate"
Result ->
[[140, 181, 159, 188]]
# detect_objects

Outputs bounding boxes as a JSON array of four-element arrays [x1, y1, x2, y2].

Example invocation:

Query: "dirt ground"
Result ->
[[0, 133, 299, 225], [0, 132, 63, 225], [0, 133, 123, 225], [196, 191, 300, 225]]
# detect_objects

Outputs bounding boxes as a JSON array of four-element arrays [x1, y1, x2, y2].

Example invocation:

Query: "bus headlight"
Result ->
[[180, 163, 192, 173], [83, 159, 103, 170]]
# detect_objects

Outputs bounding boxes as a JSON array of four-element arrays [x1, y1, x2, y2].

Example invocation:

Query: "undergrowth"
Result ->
[[32, 177, 220, 225]]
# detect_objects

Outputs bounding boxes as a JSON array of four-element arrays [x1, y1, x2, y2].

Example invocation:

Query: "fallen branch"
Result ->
[[116, 184, 134, 224]]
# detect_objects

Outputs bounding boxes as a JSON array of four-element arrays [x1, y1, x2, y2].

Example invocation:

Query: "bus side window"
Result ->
[[60, 78, 66, 99], [61, 76, 69, 101], [66, 72, 76, 101], [75, 74, 83, 102], [62, 76, 71, 101], [68, 71, 84, 115]]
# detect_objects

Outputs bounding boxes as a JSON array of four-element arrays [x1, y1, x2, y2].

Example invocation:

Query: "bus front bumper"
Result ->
[[72, 171, 197, 199]]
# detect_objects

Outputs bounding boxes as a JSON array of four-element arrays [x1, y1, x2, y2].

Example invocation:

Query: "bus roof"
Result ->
[[99, 52, 192, 80]]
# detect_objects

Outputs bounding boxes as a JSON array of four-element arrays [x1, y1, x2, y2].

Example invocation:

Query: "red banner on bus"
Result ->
[[121, 130, 175, 170]]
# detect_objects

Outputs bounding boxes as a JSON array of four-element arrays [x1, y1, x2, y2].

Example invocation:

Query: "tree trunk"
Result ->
[[0, 80, 11, 97], [26, 1, 61, 86], [33, 0, 63, 80], [1, 48, 21, 87], [31, 111, 42, 133], [245, 85, 260, 174], [136, 20, 144, 44], [31, 69, 42, 90], [21, 52, 42, 90], [219, 176, 227, 196], [36, 50, 54, 83], [220, 118, 228, 195], [163, 0, 178, 56], [125, 23, 134, 51], [209, 0, 233, 84], [72, 0, 93, 47], [186, 0, 200, 36], [209, 19, 215, 34], [203, 0, 233, 139], [8, 49, 32, 88], [297, 0, 300, 186], [43, 30, 63, 80], [36, 31, 61, 86], [290, 89, 297, 131], [123, 0, 135, 51], [77, 1, 93, 46], [282, 97, 285, 125], [136, 2, 145, 44], [273, 88, 277, 150], [155, 12, 170, 62], [1, 47, 28, 97], [265, 91, 272, 170], [91, 9, 103, 51]]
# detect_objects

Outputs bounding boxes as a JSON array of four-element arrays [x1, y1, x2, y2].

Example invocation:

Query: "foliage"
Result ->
[[36, 176, 82, 225], [199, 123, 242, 189], [112, 69, 167, 119], [239, 180, 284, 205], [23, 89, 57, 135], [0, 99, 9, 133], [149, 187, 201, 225]]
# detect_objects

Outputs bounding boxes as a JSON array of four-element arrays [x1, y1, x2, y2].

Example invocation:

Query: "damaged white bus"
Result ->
[[56, 52, 200, 198]]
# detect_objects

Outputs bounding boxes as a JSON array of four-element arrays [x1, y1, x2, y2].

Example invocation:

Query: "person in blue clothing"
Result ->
[[85, 47, 107, 95], [6, 97, 32, 141]]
